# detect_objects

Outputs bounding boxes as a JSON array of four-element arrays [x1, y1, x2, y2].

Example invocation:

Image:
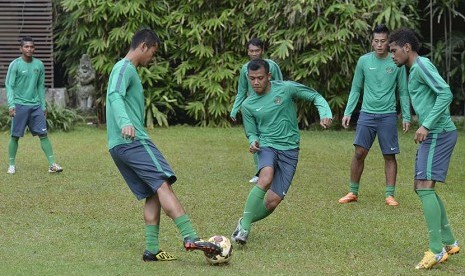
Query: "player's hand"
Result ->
[[122, 125, 135, 141], [341, 116, 351, 129], [249, 141, 260, 153], [320, 117, 332, 129], [402, 121, 410, 133], [230, 116, 237, 122], [414, 126, 429, 144], [8, 108, 16, 117]]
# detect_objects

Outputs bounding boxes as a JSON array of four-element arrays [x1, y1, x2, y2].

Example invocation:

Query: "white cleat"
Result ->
[[7, 165, 16, 174]]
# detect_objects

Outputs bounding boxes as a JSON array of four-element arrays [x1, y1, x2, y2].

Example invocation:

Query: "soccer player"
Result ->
[[231, 58, 332, 245], [389, 28, 460, 270], [338, 24, 411, 206], [230, 38, 283, 183], [5, 36, 63, 174], [106, 28, 221, 262]]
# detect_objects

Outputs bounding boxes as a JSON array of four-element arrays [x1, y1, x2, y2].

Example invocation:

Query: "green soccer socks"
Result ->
[[145, 224, 159, 253], [417, 189, 443, 254], [174, 214, 198, 240]]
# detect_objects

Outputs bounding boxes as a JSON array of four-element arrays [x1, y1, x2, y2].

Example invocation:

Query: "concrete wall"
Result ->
[[0, 88, 67, 108]]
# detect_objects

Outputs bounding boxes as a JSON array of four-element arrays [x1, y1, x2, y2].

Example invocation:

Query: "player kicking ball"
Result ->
[[106, 28, 221, 261]]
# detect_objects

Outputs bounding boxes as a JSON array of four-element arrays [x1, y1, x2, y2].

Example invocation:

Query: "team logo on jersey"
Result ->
[[274, 96, 282, 105], [386, 66, 394, 74], [34, 69, 39, 74]]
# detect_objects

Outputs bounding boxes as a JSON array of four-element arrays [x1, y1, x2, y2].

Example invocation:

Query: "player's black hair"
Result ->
[[247, 58, 270, 74], [389, 28, 420, 51], [247, 37, 264, 50], [373, 24, 389, 35], [20, 36, 34, 46], [130, 28, 162, 50]]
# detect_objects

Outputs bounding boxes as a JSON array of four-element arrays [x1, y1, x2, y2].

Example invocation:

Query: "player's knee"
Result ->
[[38, 134, 48, 139], [383, 154, 396, 162], [264, 193, 281, 211], [354, 151, 367, 161]]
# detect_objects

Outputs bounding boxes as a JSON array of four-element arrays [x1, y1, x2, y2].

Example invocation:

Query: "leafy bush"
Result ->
[[54, 0, 419, 127], [0, 106, 12, 131], [45, 104, 84, 132]]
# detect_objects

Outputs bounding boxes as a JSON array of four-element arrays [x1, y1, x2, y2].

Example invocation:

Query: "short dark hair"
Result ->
[[389, 28, 420, 51], [247, 58, 270, 74], [373, 24, 389, 36], [20, 36, 34, 46], [247, 37, 264, 49], [130, 28, 161, 50]]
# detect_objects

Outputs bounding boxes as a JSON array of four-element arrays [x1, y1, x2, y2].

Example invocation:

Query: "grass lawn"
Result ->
[[0, 125, 464, 275]]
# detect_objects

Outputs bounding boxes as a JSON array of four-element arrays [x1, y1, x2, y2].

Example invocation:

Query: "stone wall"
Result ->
[[0, 88, 67, 108]]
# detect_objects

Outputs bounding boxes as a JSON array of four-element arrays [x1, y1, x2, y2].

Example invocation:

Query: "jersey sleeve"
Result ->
[[289, 81, 333, 119], [417, 61, 453, 130], [344, 57, 364, 117], [241, 104, 259, 146], [5, 61, 17, 109], [397, 66, 411, 122], [230, 65, 248, 119], [38, 62, 46, 110], [107, 66, 133, 129], [268, 60, 283, 81]]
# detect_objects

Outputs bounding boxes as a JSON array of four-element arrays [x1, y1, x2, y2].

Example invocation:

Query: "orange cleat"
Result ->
[[385, 196, 399, 206], [338, 192, 358, 203], [444, 240, 460, 255]]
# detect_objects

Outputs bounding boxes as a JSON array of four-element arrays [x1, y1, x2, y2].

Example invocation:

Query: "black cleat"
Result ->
[[184, 238, 222, 255], [142, 250, 176, 261]]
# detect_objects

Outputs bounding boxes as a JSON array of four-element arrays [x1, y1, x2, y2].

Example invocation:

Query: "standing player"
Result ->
[[231, 58, 332, 245], [389, 28, 460, 270], [106, 28, 221, 262], [5, 36, 63, 174], [338, 24, 411, 206], [230, 38, 283, 183]]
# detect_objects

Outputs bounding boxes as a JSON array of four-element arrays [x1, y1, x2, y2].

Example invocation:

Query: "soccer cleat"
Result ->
[[415, 249, 448, 270], [234, 229, 249, 245], [444, 240, 460, 255], [249, 176, 259, 183], [385, 196, 399, 206], [231, 217, 242, 242], [142, 250, 177, 261], [48, 163, 63, 173], [7, 165, 16, 174], [338, 192, 358, 203], [183, 237, 222, 255]]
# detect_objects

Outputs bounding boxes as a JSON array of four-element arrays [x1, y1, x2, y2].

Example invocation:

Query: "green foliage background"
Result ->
[[54, 0, 421, 127]]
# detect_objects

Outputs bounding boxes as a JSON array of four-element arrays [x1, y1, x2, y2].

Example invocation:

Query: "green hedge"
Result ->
[[54, 0, 419, 127]]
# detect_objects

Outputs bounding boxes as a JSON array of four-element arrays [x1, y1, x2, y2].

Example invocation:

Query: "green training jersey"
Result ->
[[241, 80, 332, 150], [408, 56, 455, 133], [344, 52, 410, 122], [5, 57, 46, 110], [106, 59, 150, 150], [230, 59, 283, 119]]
